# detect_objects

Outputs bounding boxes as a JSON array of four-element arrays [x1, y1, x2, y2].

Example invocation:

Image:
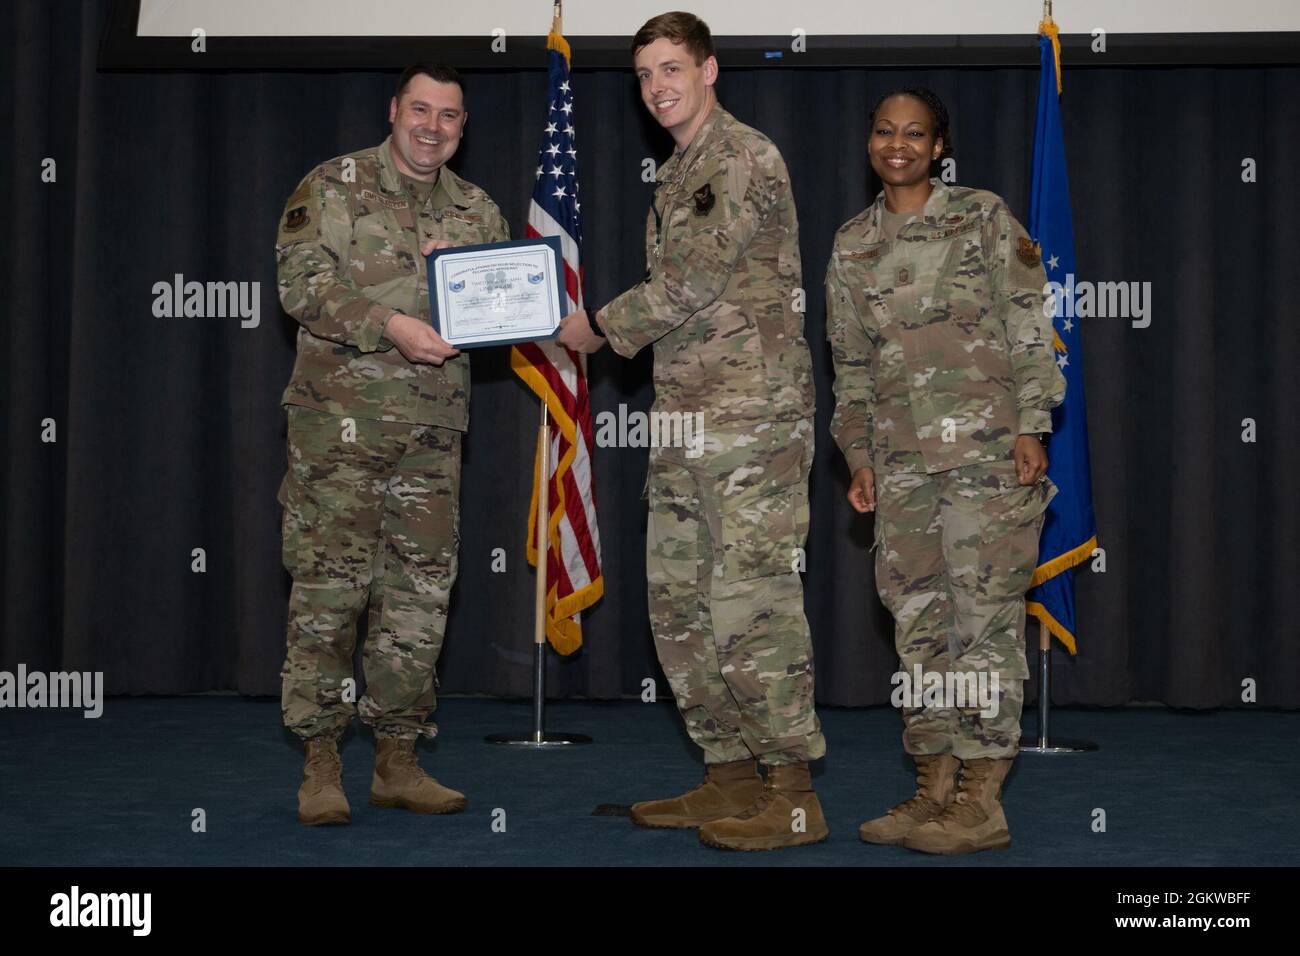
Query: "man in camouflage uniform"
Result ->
[[558, 12, 826, 851], [276, 64, 509, 825], [828, 93, 1066, 852]]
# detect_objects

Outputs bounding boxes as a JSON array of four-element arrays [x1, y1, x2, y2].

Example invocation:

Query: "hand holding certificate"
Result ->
[[427, 237, 566, 349]]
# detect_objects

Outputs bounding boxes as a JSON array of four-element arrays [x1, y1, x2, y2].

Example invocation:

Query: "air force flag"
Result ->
[[1025, 26, 1099, 654]]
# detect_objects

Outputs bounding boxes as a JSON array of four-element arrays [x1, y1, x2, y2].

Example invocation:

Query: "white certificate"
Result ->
[[427, 237, 565, 348]]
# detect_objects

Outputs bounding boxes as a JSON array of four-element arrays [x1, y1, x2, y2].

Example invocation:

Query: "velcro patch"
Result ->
[[919, 220, 980, 241], [360, 188, 409, 210], [840, 245, 884, 261]]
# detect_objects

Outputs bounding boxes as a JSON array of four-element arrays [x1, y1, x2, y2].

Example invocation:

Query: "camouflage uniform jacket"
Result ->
[[601, 104, 814, 427], [827, 179, 1066, 476], [276, 136, 510, 430]]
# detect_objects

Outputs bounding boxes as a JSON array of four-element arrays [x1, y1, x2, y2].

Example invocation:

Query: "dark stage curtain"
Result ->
[[3, 1, 1297, 709]]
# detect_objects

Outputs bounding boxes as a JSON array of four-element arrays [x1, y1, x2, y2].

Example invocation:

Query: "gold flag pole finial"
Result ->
[[548, 0, 571, 63], [1039, 0, 1062, 94]]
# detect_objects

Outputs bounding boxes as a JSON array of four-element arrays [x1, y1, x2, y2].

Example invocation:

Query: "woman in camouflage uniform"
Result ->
[[825, 89, 1065, 854]]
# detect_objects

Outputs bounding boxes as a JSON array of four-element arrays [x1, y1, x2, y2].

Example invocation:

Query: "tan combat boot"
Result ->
[[629, 760, 764, 829], [859, 753, 960, 844], [901, 757, 1013, 854], [698, 763, 829, 851], [298, 737, 350, 826], [369, 738, 467, 814]]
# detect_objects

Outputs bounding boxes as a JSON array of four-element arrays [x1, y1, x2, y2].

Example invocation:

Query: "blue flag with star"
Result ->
[[1025, 28, 1098, 654]]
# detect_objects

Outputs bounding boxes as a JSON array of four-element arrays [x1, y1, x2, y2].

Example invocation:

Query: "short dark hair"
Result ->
[[394, 63, 465, 103], [870, 87, 954, 162], [632, 11, 715, 65]]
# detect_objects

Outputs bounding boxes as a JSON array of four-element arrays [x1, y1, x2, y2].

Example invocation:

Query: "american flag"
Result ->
[[509, 24, 603, 655]]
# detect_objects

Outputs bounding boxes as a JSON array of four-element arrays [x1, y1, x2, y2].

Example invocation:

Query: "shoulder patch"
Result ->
[[1017, 236, 1042, 267], [283, 206, 309, 232], [692, 182, 716, 216]]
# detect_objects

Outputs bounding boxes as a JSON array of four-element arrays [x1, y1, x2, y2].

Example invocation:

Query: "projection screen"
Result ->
[[101, 0, 1300, 69]]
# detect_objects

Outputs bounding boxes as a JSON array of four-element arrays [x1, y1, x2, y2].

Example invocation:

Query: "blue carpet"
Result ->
[[1, 698, 1295, 866]]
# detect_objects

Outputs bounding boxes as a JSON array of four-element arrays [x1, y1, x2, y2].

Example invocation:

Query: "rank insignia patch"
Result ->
[[1017, 236, 1042, 267], [284, 206, 309, 232], [692, 183, 716, 216]]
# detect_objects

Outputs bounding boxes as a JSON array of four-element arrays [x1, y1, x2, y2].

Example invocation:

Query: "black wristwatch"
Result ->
[[586, 308, 606, 338], [1029, 432, 1051, 448]]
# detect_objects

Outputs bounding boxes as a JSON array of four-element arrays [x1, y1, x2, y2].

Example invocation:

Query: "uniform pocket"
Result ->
[[870, 510, 893, 611], [350, 211, 413, 285], [975, 472, 1054, 602], [872, 510, 885, 553], [718, 479, 805, 584], [278, 467, 320, 577], [714, 427, 811, 584]]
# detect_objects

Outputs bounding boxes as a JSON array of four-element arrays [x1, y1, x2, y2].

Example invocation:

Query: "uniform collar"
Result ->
[[379, 136, 472, 209], [917, 178, 953, 222], [868, 178, 951, 238], [657, 102, 729, 184]]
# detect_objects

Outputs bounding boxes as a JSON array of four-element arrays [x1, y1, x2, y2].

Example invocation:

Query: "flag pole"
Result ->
[[486, 401, 592, 746], [1019, 622, 1097, 754], [486, 1, 592, 745], [1036, 619, 1051, 747], [531, 403, 551, 736]]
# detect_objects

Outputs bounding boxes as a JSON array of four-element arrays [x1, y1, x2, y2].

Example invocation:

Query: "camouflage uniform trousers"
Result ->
[[278, 405, 461, 741], [874, 460, 1055, 760], [646, 417, 826, 767]]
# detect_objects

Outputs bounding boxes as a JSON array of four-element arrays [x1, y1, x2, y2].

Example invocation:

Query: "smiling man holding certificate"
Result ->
[[275, 63, 509, 826]]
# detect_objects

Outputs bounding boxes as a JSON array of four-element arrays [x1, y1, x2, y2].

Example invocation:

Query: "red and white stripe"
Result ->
[[510, 212, 602, 653]]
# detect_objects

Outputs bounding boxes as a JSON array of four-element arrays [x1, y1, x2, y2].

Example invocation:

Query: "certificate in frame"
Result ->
[[426, 236, 565, 349]]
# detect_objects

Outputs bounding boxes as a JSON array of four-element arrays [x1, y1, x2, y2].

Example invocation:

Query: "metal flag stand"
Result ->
[[1019, 619, 1097, 754], [486, 402, 592, 747]]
